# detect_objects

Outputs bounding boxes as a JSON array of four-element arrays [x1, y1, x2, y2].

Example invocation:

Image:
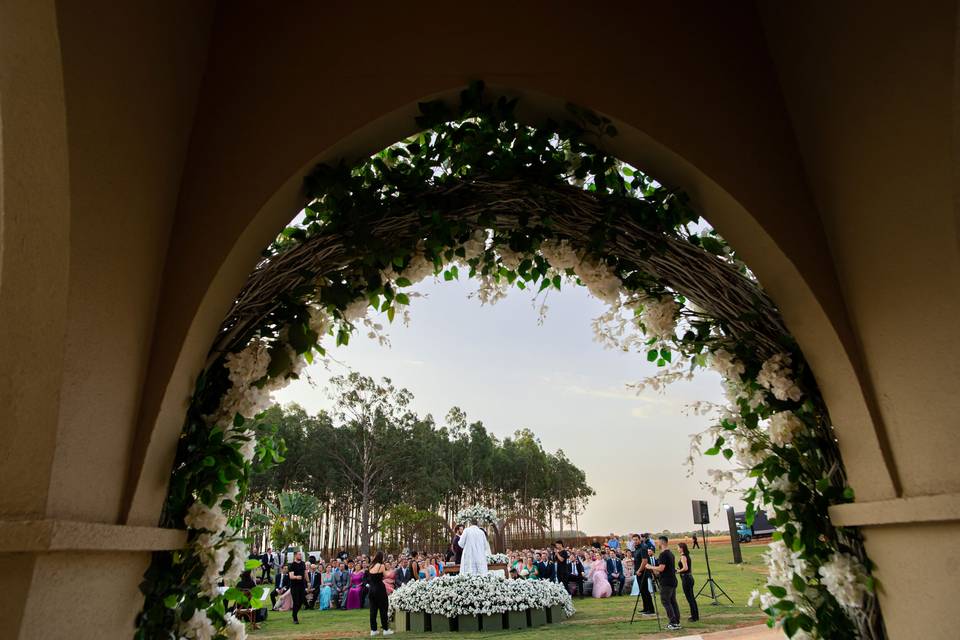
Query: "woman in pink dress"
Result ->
[[384, 561, 397, 595], [590, 551, 612, 598], [345, 568, 364, 609]]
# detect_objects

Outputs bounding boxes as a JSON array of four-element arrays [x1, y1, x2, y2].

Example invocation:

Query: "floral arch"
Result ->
[[137, 84, 881, 640]]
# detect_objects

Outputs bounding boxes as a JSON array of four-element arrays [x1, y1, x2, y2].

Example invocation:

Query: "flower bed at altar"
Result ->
[[389, 574, 574, 632]]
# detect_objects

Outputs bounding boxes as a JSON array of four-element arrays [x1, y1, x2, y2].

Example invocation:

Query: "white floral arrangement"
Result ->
[[389, 573, 575, 618], [454, 505, 498, 527], [486, 553, 510, 565]]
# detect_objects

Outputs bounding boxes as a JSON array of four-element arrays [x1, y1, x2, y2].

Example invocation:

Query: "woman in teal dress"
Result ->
[[318, 566, 333, 610]]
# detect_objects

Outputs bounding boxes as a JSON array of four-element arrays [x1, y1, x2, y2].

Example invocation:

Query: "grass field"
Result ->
[[249, 543, 770, 639]]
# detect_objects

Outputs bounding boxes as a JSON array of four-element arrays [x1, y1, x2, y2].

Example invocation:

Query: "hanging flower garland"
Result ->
[[136, 83, 880, 640]]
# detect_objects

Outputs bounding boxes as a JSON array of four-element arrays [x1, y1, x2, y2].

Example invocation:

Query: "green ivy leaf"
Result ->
[[792, 574, 807, 593]]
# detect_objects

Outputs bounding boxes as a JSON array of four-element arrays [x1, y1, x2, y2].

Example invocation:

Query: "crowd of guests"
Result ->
[[245, 530, 703, 634], [494, 532, 701, 632]]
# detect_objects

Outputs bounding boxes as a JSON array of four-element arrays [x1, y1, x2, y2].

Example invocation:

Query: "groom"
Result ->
[[457, 518, 491, 575]]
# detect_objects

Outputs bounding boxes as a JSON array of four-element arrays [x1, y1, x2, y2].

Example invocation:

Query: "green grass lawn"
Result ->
[[250, 543, 770, 639]]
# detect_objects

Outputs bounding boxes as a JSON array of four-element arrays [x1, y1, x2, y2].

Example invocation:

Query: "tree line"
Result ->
[[241, 372, 594, 554]]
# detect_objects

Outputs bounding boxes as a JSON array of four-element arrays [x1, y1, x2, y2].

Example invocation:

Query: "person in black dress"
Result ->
[[289, 551, 307, 624], [677, 542, 699, 622], [367, 551, 393, 635]]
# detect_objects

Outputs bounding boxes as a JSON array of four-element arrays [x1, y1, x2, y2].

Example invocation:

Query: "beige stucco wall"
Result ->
[[0, 1, 957, 638]]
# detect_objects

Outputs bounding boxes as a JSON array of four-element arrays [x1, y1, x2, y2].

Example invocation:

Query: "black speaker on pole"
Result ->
[[692, 499, 710, 525]]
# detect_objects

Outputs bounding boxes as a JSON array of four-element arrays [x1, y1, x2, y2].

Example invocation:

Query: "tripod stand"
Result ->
[[695, 522, 733, 605], [629, 570, 661, 632]]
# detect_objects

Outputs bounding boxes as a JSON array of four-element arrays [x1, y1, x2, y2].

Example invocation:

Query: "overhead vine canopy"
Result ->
[[215, 84, 789, 366], [139, 83, 882, 640]]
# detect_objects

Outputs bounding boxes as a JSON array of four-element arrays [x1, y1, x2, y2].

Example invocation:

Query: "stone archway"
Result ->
[[137, 87, 883, 637], [4, 4, 956, 639]]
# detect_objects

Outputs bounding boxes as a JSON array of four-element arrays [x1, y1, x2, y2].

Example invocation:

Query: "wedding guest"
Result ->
[[317, 565, 334, 610], [646, 536, 682, 631], [271, 564, 289, 609], [590, 551, 612, 598], [307, 563, 321, 609], [566, 553, 586, 597], [345, 562, 364, 609], [409, 551, 422, 581], [607, 533, 620, 551], [366, 552, 394, 636], [535, 551, 555, 581], [333, 561, 350, 608], [677, 542, 699, 622], [261, 548, 273, 581], [394, 557, 414, 587], [521, 555, 539, 579], [606, 549, 626, 596], [384, 561, 397, 595], [691, 533, 700, 549]]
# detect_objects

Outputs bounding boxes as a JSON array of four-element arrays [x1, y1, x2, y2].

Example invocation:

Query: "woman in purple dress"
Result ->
[[345, 567, 364, 609]]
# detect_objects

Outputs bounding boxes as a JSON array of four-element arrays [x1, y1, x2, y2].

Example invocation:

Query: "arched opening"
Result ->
[[136, 85, 882, 639]]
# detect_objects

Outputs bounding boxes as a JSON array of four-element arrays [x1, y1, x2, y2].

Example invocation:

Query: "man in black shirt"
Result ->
[[288, 551, 307, 624], [631, 534, 655, 615], [646, 536, 681, 630]]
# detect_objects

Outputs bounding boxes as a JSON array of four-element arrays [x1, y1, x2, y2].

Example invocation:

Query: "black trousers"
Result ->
[[610, 574, 626, 596], [369, 585, 389, 631], [639, 573, 655, 613], [291, 586, 306, 622], [659, 583, 680, 625], [681, 573, 699, 620], [565, 576, 584, 597]]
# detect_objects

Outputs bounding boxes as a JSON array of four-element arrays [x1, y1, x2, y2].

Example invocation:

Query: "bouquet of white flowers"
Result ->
[[454, 505, 498, 527], [486, 553, 509, 565]]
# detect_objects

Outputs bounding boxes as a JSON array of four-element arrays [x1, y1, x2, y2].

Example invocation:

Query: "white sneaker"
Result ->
[[383, 631, 395, 636], [370, 631, 380, 636]]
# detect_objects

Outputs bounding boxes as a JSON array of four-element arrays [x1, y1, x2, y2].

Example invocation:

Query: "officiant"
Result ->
[[457, 518, 491, 575]]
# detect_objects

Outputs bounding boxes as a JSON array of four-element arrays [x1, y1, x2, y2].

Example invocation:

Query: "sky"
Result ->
[[272, 275, 744, 534]]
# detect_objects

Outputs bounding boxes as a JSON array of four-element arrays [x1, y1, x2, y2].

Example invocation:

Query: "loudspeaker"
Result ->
[[692, 500, 710, 525]]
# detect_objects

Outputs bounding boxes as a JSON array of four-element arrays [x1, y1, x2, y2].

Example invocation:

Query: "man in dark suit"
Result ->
[[565, 554, 586, 597], [261, 548, 273, 581], [605, 549, 626, 596], [270, 564, 289, 608], [535, 550, 554, 581], [306, 563, 322, 609], [394, 557, 414, 587], [451, 525, 465, 564]]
